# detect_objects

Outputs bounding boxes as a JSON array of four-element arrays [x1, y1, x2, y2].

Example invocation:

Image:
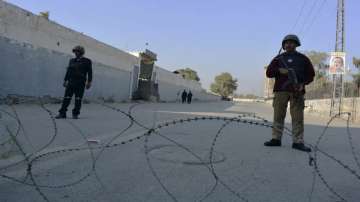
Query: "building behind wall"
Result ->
[[263, 66, 274, 99], [131, 50, 160, 101]]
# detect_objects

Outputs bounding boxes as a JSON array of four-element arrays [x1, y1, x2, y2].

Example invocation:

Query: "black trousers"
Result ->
[[187, 97, 192, 104], [182, 97, 186, 103], [59, 83, 85, 115]]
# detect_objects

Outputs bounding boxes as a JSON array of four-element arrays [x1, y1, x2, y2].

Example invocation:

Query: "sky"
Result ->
[[6, 0, 360, 96]]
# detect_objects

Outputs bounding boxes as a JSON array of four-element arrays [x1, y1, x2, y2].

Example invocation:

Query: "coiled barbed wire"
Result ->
[[0, 97, 359, 202]]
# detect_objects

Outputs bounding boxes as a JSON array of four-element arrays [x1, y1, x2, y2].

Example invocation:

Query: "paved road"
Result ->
[[0, 101, 359, 202]]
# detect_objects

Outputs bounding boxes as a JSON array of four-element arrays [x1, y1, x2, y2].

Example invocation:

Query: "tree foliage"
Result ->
[[210, 72, 238, 97], [175, 68, 200, 81], [304, 51, 328, 70], [352, 74, 360, 87], [303, 51, 331, 99], [353, 57, 360, 69], [304, 51, 329, 81]]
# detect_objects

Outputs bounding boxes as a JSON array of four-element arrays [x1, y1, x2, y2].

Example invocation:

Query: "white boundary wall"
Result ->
[[0, 1, 219, 102]]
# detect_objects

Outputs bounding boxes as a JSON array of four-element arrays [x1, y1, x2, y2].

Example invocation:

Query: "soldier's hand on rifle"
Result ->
[[63, 81, 68, 88], [298, 84, 304, 91], [279, 68, 289, 75], [294, 84, 304, 92], [85, 81, 91, 89]]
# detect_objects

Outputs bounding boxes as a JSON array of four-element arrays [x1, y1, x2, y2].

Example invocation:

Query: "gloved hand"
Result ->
[[63, 81, 68, 88], [279, 68, 289, 75], [294, 84, 304, 92]]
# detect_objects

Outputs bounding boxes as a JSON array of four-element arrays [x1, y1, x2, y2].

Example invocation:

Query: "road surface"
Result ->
[[0, 101, 359, 202]]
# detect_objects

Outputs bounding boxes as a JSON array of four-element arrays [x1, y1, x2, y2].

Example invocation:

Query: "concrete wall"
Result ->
[[305, 98, 359, 121], [0, 36, 132, 101], [0, 1, 139, 71], [233, 98, 265, 102], [0, 1, 137, 101], [266, 97, 360, 122], [0, 1, 219, 102]]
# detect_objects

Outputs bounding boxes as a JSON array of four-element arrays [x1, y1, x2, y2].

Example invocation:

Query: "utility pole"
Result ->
[[330, 0, 345, 116]]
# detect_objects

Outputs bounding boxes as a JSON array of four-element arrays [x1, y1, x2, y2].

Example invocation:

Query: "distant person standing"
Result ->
[[56, 45, 92, 119], [187, 90, 193, 104], [181, 90, 187, 104]]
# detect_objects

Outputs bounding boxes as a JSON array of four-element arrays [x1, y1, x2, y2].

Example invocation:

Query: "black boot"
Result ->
[[55, 113, 66, 119], [72, 114, 79, 119], [264, 139, 281, 146], [292, 143, 311, 152]]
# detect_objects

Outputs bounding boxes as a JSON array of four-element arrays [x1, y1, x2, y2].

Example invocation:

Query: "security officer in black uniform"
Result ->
[[56, 45, 92, 119], [187, 90, 193, 104], [181, 90, 187, 104]]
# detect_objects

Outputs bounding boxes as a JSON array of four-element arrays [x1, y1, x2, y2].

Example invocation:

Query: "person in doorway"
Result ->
[[264, 34, 315, 152], [187, 90, 193, 104], [176, 90, 181, 102], [181, 90, 187, 104], [55, 45, 92, 119]]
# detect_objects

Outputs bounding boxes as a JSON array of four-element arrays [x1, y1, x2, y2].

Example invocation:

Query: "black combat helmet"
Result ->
[[72, 45, 85, 55], [282, 34, 301, 48]]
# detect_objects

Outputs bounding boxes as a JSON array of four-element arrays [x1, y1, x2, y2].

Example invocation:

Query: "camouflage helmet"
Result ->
[[282, 34, 301, 47], [72, 45, 85, 55]]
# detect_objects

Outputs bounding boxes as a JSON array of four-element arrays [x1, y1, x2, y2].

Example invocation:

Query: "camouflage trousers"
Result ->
[[272, 91, 305, 143]]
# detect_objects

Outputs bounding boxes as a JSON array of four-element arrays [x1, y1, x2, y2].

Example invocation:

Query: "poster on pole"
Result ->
[[329, 52, 346, 75]]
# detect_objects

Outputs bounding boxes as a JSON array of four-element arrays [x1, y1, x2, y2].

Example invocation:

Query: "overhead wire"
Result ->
[[289, 0, 308, 33], [302, 0, 329, 38], [298, 0, 320, 36]]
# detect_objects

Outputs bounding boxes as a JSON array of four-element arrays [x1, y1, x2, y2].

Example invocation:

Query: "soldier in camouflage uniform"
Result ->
[[265, 34, 315, 152]]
